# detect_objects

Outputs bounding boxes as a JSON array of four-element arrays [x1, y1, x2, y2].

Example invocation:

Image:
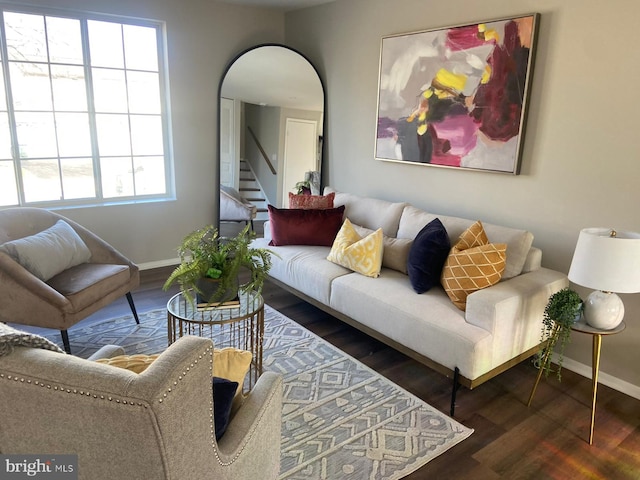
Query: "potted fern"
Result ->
[[537, 287, 583, 380], [163, 224, 273, 307]]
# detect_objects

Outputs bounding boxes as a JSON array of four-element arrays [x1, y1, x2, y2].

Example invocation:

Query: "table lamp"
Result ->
[[567, 228, 640, 330]]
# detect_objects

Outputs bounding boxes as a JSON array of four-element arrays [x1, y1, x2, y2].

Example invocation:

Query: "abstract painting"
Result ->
[[375, 14, 539, 174]]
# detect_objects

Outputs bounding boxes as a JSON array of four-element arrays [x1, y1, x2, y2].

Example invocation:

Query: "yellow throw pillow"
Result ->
[[95, 354, 160, 373], [327, 219, 383, 277], [213, 347, 253, 396], [441, 221, 507, 310]]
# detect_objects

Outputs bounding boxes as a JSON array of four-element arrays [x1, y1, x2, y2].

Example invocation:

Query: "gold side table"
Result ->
[[528, 319, 625, 444], [166, 290, 264, 391]]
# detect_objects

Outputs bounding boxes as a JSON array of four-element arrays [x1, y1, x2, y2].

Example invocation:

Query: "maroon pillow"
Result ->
[[289, 191, 335, 209], [268, 205, 345, 246]]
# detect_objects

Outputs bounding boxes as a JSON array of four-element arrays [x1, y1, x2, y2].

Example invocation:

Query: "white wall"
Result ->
[[285, 0, 640, 390], [12, 0, 285, 267]]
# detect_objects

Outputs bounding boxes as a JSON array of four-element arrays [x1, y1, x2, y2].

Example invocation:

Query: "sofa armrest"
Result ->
[[465, 267, 568, 337], [521, 246, 542, 273], [217, 371, 283, 478], [262, 220, 273, 244], [464, 267, 568, 366], [0, 252, 70, 323], [87, 345, 126, 361]]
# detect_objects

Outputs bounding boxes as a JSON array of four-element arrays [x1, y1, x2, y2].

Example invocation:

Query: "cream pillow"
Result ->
[[441, 221, 507, 311], [327, 219, 383, 278], [0, 219, 91, 281], [351, 223, 412, 274]]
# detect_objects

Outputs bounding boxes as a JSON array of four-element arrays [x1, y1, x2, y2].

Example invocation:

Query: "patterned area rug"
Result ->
[[43, 306, 473, 479]]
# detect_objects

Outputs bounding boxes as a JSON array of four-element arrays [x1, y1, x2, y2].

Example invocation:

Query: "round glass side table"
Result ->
[[166, 289, 264, 391]]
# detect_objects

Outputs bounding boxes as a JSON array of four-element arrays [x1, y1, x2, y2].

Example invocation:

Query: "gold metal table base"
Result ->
[[166, 290, 265, 392], [528, 320, 625, 445]]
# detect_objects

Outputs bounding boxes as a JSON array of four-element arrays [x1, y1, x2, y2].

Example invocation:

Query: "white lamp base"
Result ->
[[583, 290, 624, 330]]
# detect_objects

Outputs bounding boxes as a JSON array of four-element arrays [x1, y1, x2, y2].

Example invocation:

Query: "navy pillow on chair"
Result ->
[[212, 376, 239, 440], [407, 218, 451, 294]]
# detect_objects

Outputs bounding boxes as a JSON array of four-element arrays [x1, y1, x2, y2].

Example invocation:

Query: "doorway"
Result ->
[[282, 118, 318, 207]]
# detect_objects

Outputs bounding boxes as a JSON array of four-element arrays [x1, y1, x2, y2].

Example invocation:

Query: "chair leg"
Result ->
[[126, 292, 140, 324], [61, 330, 71, 354]]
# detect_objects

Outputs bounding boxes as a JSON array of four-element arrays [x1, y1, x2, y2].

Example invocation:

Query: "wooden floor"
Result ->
[[32, 267, 640, 479]]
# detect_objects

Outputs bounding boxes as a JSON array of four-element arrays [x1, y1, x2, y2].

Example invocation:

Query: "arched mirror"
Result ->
[[218, 44, 325, 230]]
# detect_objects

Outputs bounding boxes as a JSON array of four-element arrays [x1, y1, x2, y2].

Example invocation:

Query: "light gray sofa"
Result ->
[[253, 187, 568, 414], [0, 335, 283, 480]]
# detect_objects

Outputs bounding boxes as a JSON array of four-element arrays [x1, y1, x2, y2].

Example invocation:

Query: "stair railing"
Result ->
[[247, 126, 277, 175]]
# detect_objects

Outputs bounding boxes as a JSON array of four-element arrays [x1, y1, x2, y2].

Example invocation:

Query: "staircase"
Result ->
[[238, 160, 269, 225]]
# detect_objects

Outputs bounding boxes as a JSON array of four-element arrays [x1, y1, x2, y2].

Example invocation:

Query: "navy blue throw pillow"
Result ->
[[407, 218, 451, 294], [212, 376, 239, 440]]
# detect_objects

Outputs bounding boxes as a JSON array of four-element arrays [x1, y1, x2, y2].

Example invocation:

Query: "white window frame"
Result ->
[[0, 4, 174, 208]]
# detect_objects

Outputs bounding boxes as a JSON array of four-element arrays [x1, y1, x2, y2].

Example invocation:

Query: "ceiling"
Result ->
[[220, 45, 324, 111], [215, 0, 336, 12]]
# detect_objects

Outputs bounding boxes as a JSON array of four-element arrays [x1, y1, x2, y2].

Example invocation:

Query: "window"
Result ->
[[0, 7, 172, 207]]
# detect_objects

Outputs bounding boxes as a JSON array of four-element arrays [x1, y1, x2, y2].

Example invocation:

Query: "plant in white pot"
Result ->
[[537, 287, 584, 380], [163, 224, 273, 307]]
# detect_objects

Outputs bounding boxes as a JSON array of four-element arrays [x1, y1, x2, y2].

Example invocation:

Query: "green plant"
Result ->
[[163, 224, 273, 306], [537, 287, 583, 380], [294, 180, 311, 195]]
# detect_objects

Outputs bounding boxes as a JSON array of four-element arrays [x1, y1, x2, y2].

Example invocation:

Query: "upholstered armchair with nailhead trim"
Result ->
[[0, 336, 283, 480]]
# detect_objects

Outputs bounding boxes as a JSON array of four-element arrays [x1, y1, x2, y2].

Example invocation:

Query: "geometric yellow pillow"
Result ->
[[327, 219, 383, 278], [441, 221, 506, 311], [94, 353, 160, 373]]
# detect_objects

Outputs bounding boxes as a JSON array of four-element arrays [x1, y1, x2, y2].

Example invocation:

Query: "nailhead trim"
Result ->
[[1, 370, 149, 409], [157, 347, 212, 404], [1, 345, 230, 443]]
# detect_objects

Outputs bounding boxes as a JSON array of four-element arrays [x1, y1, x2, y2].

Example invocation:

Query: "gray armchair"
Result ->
[[0, 335, 283, 480], [220, 185, 257, 230], [0, 207, 140, 353]]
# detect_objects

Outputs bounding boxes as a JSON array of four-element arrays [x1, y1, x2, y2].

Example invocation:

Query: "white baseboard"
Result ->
[[552, 353, 640, 401], [137, 258, 179, 271]]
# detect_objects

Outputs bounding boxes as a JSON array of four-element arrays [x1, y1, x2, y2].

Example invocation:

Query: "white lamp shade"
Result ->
[[568, 228, 640, 293]]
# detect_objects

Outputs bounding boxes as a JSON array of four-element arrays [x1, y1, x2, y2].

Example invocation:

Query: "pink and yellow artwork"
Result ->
[[375, 14, 539, 174]]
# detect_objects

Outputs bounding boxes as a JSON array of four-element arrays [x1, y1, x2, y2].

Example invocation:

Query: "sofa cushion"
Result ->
[[329, 270, 493, 380], [327, 219, 383, 278], [441, 221, 506, 310], [352, 224, 412, 274], [397, 205, 533, 279], [47, 263, 130, 311], [268, 205, 345, 246], [324, 187, 406, 237], [407, 218, 450, 293], [289, 191, 335, 209], [0, 219, 92, 281], [251, 237, 351, 305]]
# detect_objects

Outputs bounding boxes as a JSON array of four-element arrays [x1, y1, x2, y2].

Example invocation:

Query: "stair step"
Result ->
[[244, 197, 264, 202], [240, 187, 260, 192]]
